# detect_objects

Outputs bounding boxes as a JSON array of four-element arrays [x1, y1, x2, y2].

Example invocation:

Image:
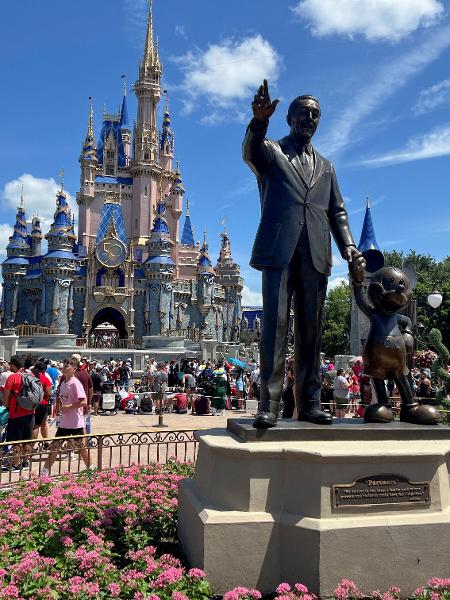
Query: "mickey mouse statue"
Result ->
[[352, 266, 441, 425]]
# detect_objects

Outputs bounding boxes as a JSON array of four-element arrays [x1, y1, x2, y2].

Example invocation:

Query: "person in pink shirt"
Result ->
[[40, 360, 91, 477]]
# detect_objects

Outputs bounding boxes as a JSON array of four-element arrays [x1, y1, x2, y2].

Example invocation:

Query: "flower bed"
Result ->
[[0, 464, 448, 599]]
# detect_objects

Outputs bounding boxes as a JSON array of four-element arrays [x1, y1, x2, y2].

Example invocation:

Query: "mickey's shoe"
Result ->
[[364, 403, 395, 423], [400, 403, 441, 425]]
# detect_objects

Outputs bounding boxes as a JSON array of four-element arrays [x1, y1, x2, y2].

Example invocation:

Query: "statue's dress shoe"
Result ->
[[298, 409, 333, 425], [364, 403, 394, 423], [400, 403, 441, 425], [253, 411, 278, 429]]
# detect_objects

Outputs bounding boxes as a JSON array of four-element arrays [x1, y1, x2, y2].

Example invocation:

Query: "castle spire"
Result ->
[[160, 91, 174, 156], [357, 195, 380, 254], [218, 218, 232, 263], [120, 76, 129, 127], [197, 228, 214, 273], [140, 0, 162, 80], [88, 97, 94, 139], [7, 193, 28, 252]]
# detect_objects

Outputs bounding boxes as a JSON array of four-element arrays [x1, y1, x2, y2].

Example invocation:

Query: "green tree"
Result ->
[[322, 282, 351, 357]]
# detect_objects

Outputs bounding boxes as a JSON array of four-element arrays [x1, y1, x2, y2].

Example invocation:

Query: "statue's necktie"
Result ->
[[300, 148, 313, 183]]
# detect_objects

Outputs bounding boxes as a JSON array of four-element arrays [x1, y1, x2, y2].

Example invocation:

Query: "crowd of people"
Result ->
[[0, 350, 445, 475], [0, 353, 261, 474]]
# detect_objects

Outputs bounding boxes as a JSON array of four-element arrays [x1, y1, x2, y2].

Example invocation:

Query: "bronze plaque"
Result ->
[[333, 474, 430, 509]]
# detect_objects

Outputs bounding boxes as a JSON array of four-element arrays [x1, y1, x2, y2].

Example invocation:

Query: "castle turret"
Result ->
[[41, 187, 77, 332], [78, 98, 98, 246], [1, 192, 30, 328], [196, 231, 216, 335], [130, 0, 163, 246], [144, 184, 175, 335], [159, 93, 174, 170], [31, 216, 43, 257], [215, 222, 243, 341]]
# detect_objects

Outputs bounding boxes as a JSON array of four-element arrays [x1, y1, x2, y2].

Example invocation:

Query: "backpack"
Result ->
[[16, 373, 44, 411]]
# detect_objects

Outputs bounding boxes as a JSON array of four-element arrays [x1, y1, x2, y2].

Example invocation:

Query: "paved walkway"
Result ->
[[47, 408, 256, 436]]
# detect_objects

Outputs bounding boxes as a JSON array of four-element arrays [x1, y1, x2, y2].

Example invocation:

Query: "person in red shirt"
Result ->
[[32, 361, 53, 441], [2, 355, 35, 471], [168, 386, 189, 414]]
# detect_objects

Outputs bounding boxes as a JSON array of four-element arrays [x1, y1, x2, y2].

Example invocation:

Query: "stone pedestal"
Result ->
[[178, 419, 450, 597], [200, 339, 218, 361], [0, 334, 19, 359]]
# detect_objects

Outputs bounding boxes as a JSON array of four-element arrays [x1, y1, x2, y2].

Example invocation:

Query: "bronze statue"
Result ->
[[353, 266, 441, 424], [243, 80, 365, 429]]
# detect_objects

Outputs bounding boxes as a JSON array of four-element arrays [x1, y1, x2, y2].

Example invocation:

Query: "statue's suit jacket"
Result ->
[[243, 120, 355, 275]]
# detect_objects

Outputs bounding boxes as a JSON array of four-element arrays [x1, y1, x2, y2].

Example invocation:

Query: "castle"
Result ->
[[0, 1, 243, 344]]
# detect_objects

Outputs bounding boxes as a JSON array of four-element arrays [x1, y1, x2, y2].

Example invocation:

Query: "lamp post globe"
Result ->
[[427, 291, 443, 309]]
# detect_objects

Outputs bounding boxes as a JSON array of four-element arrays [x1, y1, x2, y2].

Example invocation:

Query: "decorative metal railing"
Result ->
[[16, 324, 56, 336], [76, 338, 144, 349], [0, 429, 198, 488]]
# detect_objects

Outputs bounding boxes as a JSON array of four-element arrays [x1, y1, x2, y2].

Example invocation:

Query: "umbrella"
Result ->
[[225, 356, 250, 369]]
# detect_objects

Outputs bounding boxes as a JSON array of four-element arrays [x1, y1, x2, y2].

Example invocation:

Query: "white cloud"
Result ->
[[0, 224, 12, 258], [293, 0, 444, 41], [173, 35, 282, 123], [241, 285, 263, 306], [175, 25, 188, 41], [1, 174, 75, 229], [320, 25, 450, 156], [359, 123, 450, 167], [413, 79, 450, 114]]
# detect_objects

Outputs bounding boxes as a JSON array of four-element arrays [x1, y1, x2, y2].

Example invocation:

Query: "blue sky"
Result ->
[[1, 0, 450, 304]]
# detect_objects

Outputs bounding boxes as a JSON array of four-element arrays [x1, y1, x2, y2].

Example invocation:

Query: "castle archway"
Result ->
[[89, 306, 128, 339]]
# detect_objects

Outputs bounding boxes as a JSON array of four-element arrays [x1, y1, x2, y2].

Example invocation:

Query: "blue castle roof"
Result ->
[[181, 199, 195, 246], [357, 197, 380, 253], [46, 191, 75, 240], [97, 117, 126, 167], [120, 94, 129, 128], [7, 205, 29, 251]]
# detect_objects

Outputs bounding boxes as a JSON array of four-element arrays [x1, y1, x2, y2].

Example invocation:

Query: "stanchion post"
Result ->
[[154, 387, 168, 428]]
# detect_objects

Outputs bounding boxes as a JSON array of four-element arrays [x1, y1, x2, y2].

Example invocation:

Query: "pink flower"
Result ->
[[414, 588, 425, 596], [172, 593, 189, 600], [154, 567, 184, 587], [277, 583, 292, 594], [108, 582, 121, 597], [295, 583, 309, 594], [188, 567, 206, 579]]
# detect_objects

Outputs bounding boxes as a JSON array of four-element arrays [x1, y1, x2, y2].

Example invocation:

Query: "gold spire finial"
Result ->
[[186, 198, 190, 216], [121, 75, 127, 96], [158, 178, 164, 200], [88, 97, 94, 139], [366, 194, 371, 209], [203, 227, 207, 246], [19, 183, 24, 209], [59, 169, 65, 192], [141, 0, 155, 74]]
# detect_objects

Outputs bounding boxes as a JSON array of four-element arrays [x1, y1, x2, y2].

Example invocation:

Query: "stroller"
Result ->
[[99, 393, 120, 415]]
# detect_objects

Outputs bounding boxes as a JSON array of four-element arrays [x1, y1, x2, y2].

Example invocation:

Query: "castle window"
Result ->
[[106, 150, 115, 160], [106, 164, 114, 175], [144, 185, 148, 197], [144, 153, 149, 160]]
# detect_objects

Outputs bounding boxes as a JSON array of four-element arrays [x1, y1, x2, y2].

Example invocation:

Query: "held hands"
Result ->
[[344, 246, 366, 286], [252, 79, 279, 122]]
